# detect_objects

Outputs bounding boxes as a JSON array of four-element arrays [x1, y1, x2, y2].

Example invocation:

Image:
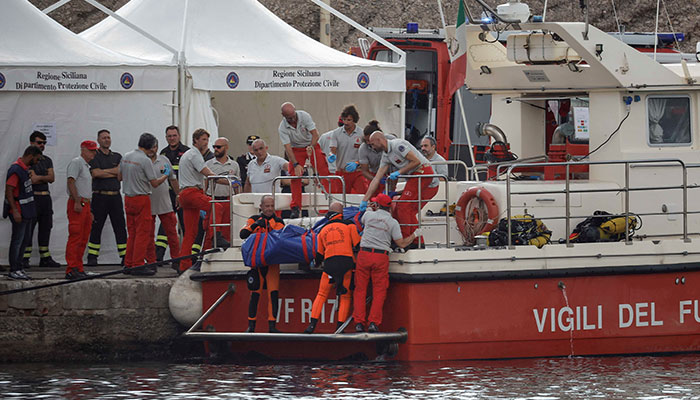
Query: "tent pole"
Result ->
[[307, 0, 405, 65], [80, 0, 179, 58]]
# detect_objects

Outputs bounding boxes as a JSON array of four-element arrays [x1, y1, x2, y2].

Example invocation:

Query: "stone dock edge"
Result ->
[[0, 278, 203, 363]]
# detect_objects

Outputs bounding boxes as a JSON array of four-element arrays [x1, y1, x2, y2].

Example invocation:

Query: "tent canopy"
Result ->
[[0, 0, 176, 265], [80, 0, 405, 152], [81, 0, 405, 92]]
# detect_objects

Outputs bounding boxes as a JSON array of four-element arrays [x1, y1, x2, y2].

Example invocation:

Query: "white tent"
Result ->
[[0, 0, 177, 265], [80, 0, 406, 155]]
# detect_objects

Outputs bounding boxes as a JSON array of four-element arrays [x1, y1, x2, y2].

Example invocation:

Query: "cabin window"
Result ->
[[647, 96, 691, 145]]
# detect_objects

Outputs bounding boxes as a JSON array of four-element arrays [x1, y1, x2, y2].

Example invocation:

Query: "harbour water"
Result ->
[[2, 354, 700, 399]]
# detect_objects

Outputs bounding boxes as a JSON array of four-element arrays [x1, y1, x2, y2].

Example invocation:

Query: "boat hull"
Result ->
[[196, 263, 700, 361]]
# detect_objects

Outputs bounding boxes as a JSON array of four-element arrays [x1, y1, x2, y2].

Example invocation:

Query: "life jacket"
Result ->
[[569, 210, 638, 243], [486, 214, 551, 248], [3, 161, 36, 219]]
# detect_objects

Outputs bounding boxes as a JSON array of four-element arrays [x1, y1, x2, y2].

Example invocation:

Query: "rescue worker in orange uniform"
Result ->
[[304, 202, 361, 334], [240, 195, 285, 333]]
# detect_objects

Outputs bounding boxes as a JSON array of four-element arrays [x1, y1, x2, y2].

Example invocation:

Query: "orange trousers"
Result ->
[[310, 271, 353, 323], [124, 195, 153, 268], [353, 250, 389, 326], [249, 264, 280, 321], [331, 170, 369, 194], [147, 212, 180, 263], [65, 198, 93, 274], [288, 145, 330, 209], [394, 166, 439, 242], [178, 187, 224, 270]]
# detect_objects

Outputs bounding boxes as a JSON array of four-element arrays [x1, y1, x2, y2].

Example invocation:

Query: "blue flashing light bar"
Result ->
[[406, 22, 419, 34]]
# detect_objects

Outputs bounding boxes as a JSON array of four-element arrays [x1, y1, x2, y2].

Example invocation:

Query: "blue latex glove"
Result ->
[[200, 210, 207, 219], [379, 176, 387, 185], [345, 162, 358, 172], [388, 191, 399, 198], [162, 163, 171, 176], [389, 171, 401, 180], [231, 179, 241, 188], [359, 200, 368, 212], [327, 154, 336, 164]]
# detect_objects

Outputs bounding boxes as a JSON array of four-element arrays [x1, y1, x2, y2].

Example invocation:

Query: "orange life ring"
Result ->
[[455, 186, 499, 242]]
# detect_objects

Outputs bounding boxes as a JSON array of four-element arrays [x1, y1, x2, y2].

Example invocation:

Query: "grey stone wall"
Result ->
[[29, 0, 700, 53], [0, 279, 196, 362]]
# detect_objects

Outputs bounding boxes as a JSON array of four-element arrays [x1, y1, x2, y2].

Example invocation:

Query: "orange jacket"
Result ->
[[317, 214, 361, 259], [240, 214, 285, 239]]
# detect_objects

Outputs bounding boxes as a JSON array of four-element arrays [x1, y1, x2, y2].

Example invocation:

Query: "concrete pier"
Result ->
[[0, 265, 200, 363]]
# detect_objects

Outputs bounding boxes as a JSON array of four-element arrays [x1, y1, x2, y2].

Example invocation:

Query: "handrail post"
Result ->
[[506, 166, 513, 249], [565, 164, 572, 247], [444, 175, 450, 248], [418, 175, 423, 248], [624, 162, 631, 245], [210, 176, 217, 248], [682, 162, 690, 242]]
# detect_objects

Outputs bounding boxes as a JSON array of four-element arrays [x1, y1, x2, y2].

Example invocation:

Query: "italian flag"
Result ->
[[447, 0, 467, 96]]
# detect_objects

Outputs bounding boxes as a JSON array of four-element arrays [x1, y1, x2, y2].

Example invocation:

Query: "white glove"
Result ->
[[413, 228, 423, 237]]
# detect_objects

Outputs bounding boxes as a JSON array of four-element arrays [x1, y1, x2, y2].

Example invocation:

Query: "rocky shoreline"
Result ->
[[30, 0, 698, 53]]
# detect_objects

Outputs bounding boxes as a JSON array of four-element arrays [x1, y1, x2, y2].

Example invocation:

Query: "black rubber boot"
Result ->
[[214, 232, 230, 249], [39, 257, 60, 268], [268, 321, 281, 333], [86, 255, 98, 266], [245, 320, 256, 333], [304, 318, 318, 334]]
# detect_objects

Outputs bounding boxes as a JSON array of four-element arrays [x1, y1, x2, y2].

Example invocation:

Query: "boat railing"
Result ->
[[272, 175, 347, 215], [429, 160, 469, 181], [206, 174, 242, 248], [392, 173, 450, 247], [501, 158, 691, 249], [473, 155, 550, 180]]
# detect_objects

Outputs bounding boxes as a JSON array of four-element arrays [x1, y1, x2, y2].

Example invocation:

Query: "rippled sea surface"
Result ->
[[2, 354, 700, 399]]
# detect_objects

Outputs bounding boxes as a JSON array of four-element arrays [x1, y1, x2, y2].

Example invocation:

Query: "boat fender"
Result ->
[[455, 186, 500, 243], [168, 267, 202, 327], [246, 268, 260, 291]]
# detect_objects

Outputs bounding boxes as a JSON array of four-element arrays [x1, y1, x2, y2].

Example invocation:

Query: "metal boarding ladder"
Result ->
[[183, 283, 408, 348], [496, 158, 694, 248], [206, 174, 239, 248]]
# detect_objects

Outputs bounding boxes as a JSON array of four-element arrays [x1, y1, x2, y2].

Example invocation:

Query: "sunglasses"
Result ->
[[34, 140, 47, 145], [213, 145, 224, 149]]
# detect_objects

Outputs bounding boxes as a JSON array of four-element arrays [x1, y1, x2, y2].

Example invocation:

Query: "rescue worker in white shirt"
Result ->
[[278, 102, 330, 218], [354, 194, 420, 332], [119, 133, 169, 275], [317, 130, 336, 174], [358, 120, 396, 196], [328, 104, 368, 194], [204, 137, 241, 242], [146, 148, 180, 271], [420, 136, 448, 179], [244, 139, 288, 194], [359, 132, 440, 248], [177, 128, 230, 272]]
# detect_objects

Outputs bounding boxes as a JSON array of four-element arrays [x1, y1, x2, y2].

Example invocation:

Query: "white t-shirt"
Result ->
[[381, 139, 438, 187], [121, 148, 158, 196], [360, 209, 403, 252], [278, 110, 317, 148], [329, 125, 363, 169], [66, 156, 92, 199], [317, 131, 336, 173], [150, 155, 175, 215], [178, 148, 207, 189], [247, 154, 288, 193], [429, 152, 448, 178], [205, 157, 241, 197]]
